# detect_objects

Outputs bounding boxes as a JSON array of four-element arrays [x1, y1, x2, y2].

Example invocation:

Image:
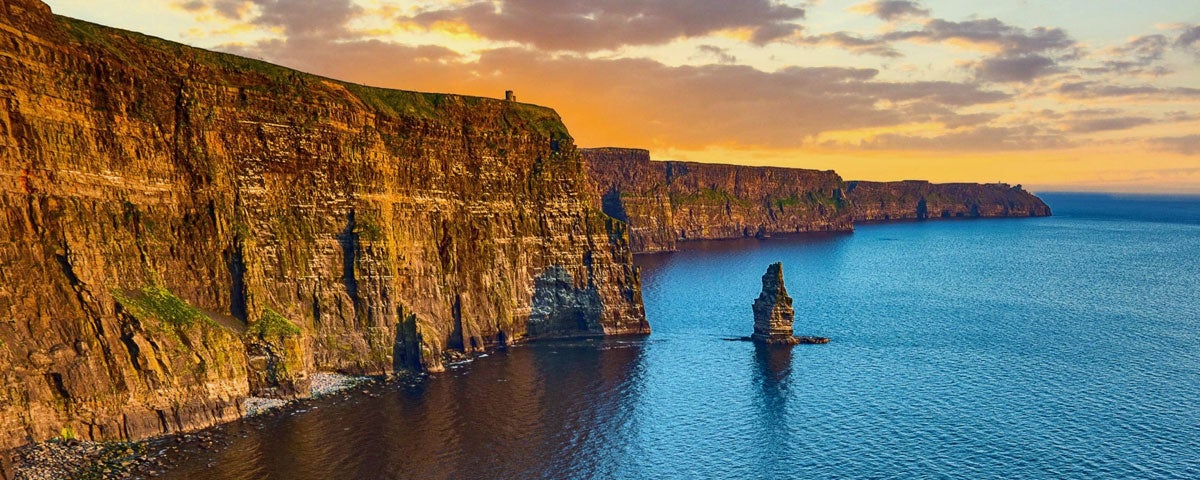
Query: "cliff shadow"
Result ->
[[526, 266, 604, 337], [336, 209, 360, 310], [392, 308, 423, 371], [600, 188, 629, 223]]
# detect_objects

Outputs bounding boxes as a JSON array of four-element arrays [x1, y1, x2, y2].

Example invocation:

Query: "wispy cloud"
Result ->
[[850, 1, 930, 21], [795, 32, 902, 57], [392, 0, 806, 51], [1150, 135, 1200, 155]]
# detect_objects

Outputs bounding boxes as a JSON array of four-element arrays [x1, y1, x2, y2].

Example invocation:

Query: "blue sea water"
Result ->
[[162, 193, 1200, 479]]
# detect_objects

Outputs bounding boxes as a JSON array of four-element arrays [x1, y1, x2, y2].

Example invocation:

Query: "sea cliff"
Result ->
[[582, 148, 854, 253], [846, 180, 1052, 221], [0, 0, 647, 452], [583, 148, 1051, 254]]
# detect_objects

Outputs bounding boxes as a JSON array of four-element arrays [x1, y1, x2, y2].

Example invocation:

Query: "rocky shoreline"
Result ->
[[5, 372, 372, 480]]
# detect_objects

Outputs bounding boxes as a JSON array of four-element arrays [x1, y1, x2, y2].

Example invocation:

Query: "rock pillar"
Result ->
[[752, 262, 796, 344]]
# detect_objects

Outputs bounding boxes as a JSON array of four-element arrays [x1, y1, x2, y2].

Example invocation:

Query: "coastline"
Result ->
[[5, 372, 375, 480]]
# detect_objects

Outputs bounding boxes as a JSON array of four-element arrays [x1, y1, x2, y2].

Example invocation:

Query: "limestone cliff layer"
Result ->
[[582, 148, 854, 253], [584, 148, 1051, 254], [0, 0, 647, 451], [845, 180, 1052, 222]]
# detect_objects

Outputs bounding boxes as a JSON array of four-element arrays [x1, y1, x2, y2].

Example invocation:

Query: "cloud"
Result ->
[[796, 32, 903, 57], [163, 0, 1192, 160], [887, 19, 1076, 56], [937, 112, 1000, 129], [394, 0, 806, 52], [850, 1, 929, 21], [1056, 81, 1200, 100], [696, 45, 736, 64], [1062, 116, 1155, 133], [972, 55, 1060, 83], [217, 33, 1011, 150], [176, 0, 361, 38], [1150, 135, 1200, 155], [255, 0, 361, 38], [1084, 34, 1171, 76], [1166, 111, 1199, 122], [881, 18, 1080, 83], [1175, 24, 1200, 50], [178, 0, 252, 20], [847, 125, 1070, 151]]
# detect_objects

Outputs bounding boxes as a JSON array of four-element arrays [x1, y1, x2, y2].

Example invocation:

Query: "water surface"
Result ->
[[163, 193, 1200, 479]]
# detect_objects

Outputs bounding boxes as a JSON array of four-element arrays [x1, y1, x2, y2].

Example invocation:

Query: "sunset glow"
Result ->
[[43, 0, 1200, 193]]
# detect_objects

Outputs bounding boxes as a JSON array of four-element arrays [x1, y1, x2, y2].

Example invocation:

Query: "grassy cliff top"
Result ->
[[54, 16, 571, 140]]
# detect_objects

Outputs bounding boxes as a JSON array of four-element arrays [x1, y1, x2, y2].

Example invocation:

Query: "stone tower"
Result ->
[[505, 90, 516, 101], [752, 262, 796, 344]]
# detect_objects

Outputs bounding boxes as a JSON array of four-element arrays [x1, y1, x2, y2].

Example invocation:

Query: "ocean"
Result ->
[[161, 192, 1200, 479]]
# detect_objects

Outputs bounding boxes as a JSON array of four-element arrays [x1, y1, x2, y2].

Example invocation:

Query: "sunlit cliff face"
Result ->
[[45, 0, 1200, 193]]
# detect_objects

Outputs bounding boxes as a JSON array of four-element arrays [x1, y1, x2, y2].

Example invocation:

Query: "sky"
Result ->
[[41, 0, 1200, 193]]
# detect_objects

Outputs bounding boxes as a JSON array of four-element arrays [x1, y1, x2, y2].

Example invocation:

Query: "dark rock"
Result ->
[[750, 263, 829, 346], [751, 263, 798, 345]]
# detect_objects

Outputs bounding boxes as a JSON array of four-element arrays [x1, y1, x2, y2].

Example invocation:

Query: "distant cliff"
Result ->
[[846, 180, 1051, 222], [0, 0, 647, 451], [582, 148, 854, 253], [583, 148, 1051, 254]]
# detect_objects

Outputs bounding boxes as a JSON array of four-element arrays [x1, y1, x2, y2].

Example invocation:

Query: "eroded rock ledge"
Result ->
[[0, 0, 647, 453]]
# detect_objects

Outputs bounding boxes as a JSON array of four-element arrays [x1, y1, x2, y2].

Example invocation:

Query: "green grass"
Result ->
[[59, 426, 77, 441], [504, 102, 572, 140], [58, 13, 574, 146], [248, 308, 301, 340], [671, 188, 753, 207], [773, 194, 803, 209], [807, 191, 847, 210], [344, 85, 454, 120], [355, 214, 385, 242], [112, 286, 210, 328]]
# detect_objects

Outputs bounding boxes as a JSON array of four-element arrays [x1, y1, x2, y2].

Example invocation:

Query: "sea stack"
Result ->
[[751, 263, 829, 345], [752, 263, 799, 344]]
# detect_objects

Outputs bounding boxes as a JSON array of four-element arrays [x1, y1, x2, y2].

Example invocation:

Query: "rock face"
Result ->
[[751, 263, 797, 344], [583, 149, 1052, 254], [0, 0, 647, 452], [846, 180, 1051, 222], [582, 148, 854, 253]]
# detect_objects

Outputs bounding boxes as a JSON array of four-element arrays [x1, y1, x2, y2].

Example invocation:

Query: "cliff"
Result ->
[[0, 0, 647, 452], [846, 180, 1052, 222], [584, 149, 1051, 254], [582, 148, 854, 253]]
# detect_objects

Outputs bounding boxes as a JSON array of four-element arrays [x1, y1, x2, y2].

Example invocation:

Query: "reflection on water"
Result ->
[[162, 339, 646, 480], [753, 343, 792, 458], [753, 343, 792, 396]]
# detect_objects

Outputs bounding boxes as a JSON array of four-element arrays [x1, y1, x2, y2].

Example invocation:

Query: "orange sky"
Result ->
[[43, 0, 1200, 193]]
